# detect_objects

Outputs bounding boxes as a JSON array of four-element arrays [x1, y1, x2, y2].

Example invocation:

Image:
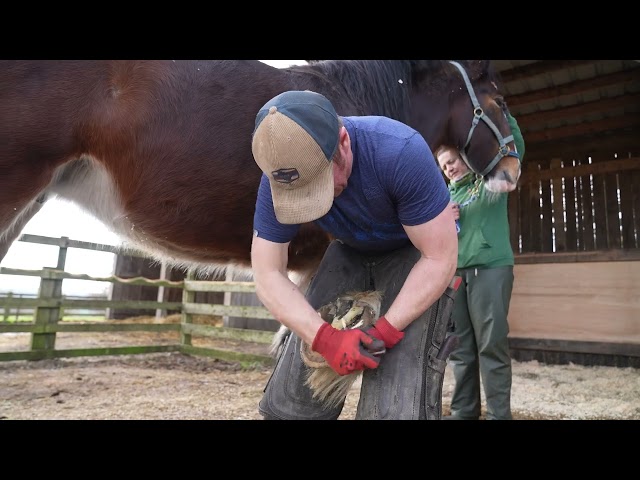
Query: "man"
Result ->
[[250, 90, 459, 420], [435, 114, 525, 420]]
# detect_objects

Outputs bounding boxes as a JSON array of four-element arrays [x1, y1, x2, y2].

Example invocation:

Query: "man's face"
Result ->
[[437, 149, 469, 182]]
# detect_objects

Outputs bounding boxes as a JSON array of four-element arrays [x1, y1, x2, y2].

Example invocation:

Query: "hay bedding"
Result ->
[[0, 317, 639, 420]]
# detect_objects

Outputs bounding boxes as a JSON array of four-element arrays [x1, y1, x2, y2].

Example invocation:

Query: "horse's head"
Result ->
[[446, 60, 521, 193], [293, 60, 521, 193], [408, 60, 521, 193]]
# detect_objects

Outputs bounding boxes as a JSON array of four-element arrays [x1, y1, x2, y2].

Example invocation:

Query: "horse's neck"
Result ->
[[291, 61, 410, 118], [293, 60, 455, 151]]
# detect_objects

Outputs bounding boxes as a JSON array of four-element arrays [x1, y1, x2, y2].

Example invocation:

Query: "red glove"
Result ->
[[311, 322, 383, 376], [366, 316, 404, 349]]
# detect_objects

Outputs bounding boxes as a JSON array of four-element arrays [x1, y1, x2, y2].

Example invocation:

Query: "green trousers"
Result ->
[[449, 266, 514, 420]]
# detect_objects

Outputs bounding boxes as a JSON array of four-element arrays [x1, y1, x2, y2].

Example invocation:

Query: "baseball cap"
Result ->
[[251, 90, 340, 224]]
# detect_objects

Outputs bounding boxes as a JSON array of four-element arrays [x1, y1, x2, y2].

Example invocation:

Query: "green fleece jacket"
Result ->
[[450, 114, 524, 269], [450, 174, 513, 268]]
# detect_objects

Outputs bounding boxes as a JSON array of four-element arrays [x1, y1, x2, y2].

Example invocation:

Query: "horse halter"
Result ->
[[449, 61, 520, 177]]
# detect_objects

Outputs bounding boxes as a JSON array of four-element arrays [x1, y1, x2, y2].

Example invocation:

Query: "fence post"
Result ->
[[2, 292, 11, 321], [155, 261, 168, 320], [31, 267, 63, 352], [180, 269, 195, 346], [57, 236, 69, 270], [222, 265, 233, 325], [56, 236, 69, 319]]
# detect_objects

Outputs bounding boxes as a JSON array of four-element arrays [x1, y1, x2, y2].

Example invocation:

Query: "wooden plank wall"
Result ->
[[509, 261, 640, 344], [508, 152, 640, 365], [510, 156, 640, 255]]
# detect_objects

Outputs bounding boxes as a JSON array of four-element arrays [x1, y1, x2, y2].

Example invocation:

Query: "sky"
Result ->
[[0, 60, 308, 296]]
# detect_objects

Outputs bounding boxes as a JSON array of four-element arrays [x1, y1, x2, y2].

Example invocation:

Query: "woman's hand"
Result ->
[[450, 202, 460, 220]]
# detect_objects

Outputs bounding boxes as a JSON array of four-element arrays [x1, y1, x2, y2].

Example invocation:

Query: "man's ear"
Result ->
[[334, 127, 350, 164], [339, 126, 349, 151]]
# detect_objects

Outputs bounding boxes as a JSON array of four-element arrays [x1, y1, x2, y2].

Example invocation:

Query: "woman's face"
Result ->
[[437, 148, 469, 182]]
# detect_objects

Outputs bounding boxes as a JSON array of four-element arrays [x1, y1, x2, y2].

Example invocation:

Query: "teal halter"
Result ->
[[449, 61, 520, 177]]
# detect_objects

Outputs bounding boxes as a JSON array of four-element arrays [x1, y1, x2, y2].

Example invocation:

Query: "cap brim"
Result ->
[[270, 164, 334, 224]]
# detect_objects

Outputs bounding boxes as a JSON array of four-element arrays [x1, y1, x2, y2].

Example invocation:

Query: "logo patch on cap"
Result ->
[[272, 168, 300, 184]]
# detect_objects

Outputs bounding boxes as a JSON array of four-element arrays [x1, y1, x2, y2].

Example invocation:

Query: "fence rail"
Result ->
[[1, 291, 107, 320], [0, 235, 275, 365]]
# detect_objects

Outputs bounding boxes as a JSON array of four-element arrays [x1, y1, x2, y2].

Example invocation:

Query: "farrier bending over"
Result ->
[[250, 90, 458, 420]]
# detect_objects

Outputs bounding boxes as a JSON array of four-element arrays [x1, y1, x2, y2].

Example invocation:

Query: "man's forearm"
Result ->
[[254, 270, 324, 345], [384, 256, 456, 330]]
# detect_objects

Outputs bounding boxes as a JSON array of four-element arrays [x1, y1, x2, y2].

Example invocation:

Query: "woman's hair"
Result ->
[[434, 145, 458, 163]]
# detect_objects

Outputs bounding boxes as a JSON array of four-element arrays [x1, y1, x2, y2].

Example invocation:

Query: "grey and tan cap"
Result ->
[[252, 90, 340, 224]]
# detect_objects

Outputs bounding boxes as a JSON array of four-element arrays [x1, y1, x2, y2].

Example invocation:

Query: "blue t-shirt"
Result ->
[[253, 116, 450, 253]]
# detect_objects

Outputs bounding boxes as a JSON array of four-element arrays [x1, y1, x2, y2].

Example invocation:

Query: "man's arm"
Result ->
[[384, 204, 458, 331], [250, 234, 326, 345]]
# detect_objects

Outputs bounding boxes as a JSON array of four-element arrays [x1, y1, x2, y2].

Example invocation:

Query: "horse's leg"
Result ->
[[0, 194, 48, 264], [0, 157, 60, 264]]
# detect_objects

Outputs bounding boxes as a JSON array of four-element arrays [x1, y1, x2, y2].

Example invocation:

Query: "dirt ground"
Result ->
[[1, 316, 639, 420]]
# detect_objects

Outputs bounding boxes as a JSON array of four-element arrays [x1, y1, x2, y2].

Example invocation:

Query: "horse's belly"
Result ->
[[49, 156, 255, 272], [49, 157, 160, 254]]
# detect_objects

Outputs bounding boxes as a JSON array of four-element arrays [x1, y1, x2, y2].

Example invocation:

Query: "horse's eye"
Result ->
[[496, 98, 511, 117]]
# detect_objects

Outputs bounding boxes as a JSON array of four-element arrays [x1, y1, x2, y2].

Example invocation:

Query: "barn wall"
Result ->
[[109, 255, 168, 319], [509, 261, 640, 343], [109, 255, 224, 319], [504, 152, 640, 366], [224, 266, 279, 332], [509, 155, 640, 255]]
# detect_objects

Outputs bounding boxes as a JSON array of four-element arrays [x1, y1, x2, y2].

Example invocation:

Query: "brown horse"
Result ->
[[0, 60, 520, 279]]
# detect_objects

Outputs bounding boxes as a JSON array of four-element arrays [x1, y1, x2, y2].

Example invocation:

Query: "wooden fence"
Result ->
[[0, 235, 276, 366], [1, 292, 108, 320], [3, 234, 638, 368]]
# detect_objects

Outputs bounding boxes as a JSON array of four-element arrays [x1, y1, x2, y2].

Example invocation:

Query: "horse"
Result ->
[[0, 60, 520, 282]]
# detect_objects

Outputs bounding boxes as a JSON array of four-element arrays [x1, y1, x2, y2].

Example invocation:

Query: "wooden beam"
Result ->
[[523, 115, 640, 143], [514, 248, 640, 264], [499, 60, 594, 83], [508, 68, 640, 108], [508, 338, 640, 357], [517, 93, 640, 126], [520, 157, 640, 182], [525, 131, 639, 161], [528, 146, 639, 163]]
